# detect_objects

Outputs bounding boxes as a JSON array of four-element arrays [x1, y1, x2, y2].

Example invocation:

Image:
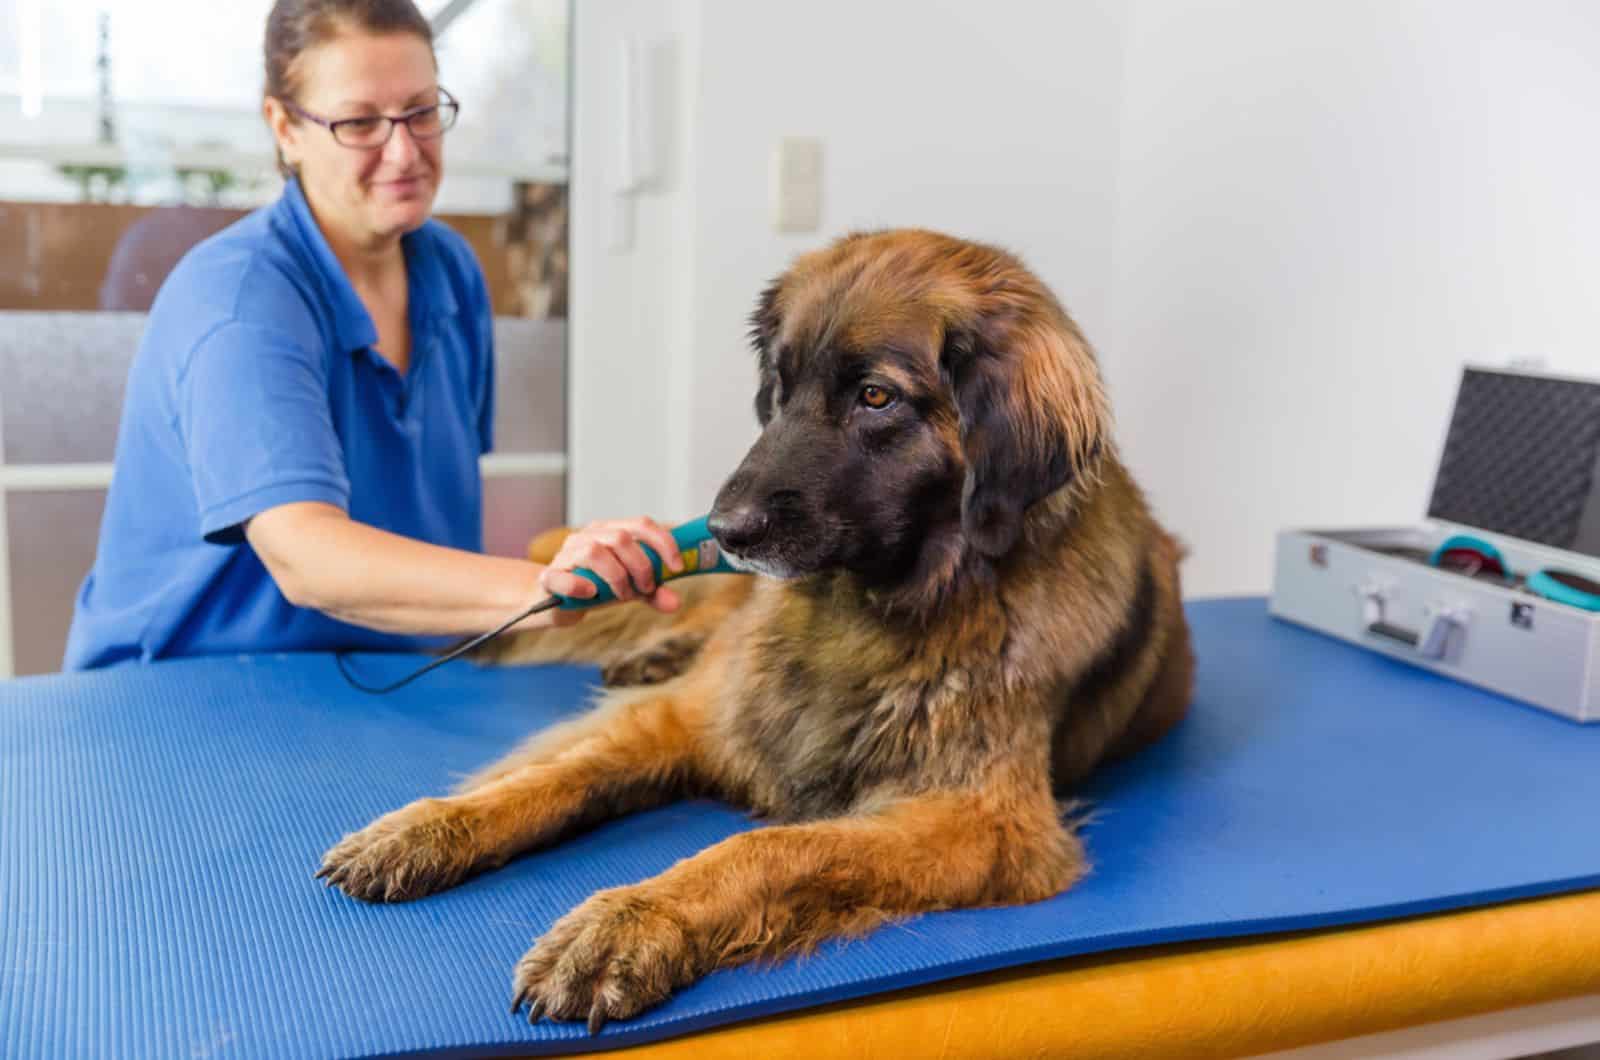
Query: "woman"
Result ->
[[64, 0, 677, 670]]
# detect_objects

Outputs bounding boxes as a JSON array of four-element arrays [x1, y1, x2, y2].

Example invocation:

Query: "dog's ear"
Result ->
[[942, 307, 1108, 558], [749, 280, 782, 426]]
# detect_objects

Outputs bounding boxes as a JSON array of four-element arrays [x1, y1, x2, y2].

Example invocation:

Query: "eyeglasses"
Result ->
[[282, 88, 460, 149]]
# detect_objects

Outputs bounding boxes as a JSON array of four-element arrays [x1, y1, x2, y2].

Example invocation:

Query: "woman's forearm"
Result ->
[[245, 501, 558, 635]]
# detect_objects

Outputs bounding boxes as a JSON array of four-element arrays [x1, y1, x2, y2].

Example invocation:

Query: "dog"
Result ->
[[316, 228, 1196, 1033]]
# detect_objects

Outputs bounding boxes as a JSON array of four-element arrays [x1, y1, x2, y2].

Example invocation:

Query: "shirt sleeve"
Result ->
[[179, 319, 351, 545]]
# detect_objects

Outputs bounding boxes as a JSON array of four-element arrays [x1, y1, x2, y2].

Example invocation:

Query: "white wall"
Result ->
[[1107, 0, 1600, 597], [574, 0, 1600, 598], [674, 0, 1129, 515], [570, 0, 1129, 524], [568, 0, 701, 524]]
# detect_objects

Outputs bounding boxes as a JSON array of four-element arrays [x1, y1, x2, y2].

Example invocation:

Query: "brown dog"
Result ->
[[317, 229, 1195, 1032]]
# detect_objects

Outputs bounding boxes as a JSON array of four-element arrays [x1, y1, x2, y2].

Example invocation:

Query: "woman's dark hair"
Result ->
[[264, 0, 436, 175]]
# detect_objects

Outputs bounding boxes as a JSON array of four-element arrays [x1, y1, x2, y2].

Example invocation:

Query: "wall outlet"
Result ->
[[772, 137, 823, 233]]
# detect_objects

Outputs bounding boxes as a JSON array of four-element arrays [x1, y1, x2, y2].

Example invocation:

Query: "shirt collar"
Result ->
[[401, 221, 459, 322], [276, 176, 375, 353], [275, 176, 459, 353]]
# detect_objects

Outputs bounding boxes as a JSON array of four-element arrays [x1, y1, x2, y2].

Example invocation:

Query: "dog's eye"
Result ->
[[859, 385, 897, 410]]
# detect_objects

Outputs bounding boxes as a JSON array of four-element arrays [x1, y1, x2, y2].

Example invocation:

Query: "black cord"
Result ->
[[334, 594, 564, 694]]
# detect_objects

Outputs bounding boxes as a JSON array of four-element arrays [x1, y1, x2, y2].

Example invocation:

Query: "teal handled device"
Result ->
[[336, 515, 743, 694], [556, 515, 740, 609]]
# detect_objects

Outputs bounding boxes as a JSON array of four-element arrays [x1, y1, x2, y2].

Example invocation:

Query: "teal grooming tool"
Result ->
[[338, 515, 743, 693], [556, 515, 740, 609]]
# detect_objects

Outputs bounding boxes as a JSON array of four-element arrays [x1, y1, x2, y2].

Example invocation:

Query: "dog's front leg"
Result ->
[[511, 783, 1083, 1032], [318, 689, 707, 902]]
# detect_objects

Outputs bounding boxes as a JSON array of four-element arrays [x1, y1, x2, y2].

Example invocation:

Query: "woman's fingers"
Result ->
[[537, 517, 686, 611]]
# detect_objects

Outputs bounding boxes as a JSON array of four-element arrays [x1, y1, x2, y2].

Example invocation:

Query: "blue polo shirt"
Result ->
[[64, 177, 495, 670]]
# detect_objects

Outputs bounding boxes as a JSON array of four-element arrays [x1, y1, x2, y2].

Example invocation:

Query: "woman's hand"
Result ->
[[538, 517, 685, 617]]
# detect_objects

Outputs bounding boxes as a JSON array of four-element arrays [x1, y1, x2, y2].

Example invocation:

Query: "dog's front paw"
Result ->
[[316, 797, 485, 902], [510, 888, 696, 1034]]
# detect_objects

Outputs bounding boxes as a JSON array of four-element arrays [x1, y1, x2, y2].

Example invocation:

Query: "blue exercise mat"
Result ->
[[4, 597, 1599, 1058]]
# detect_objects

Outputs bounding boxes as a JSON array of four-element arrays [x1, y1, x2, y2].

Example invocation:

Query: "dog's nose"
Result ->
[[708, 506, 771, 553]]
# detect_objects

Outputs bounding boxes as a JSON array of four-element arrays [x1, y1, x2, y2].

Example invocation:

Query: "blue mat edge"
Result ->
[[390, 874, 1600, 1059]]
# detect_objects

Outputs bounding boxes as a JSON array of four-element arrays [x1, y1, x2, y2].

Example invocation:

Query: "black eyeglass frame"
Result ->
[[280, 88, 460, 149]]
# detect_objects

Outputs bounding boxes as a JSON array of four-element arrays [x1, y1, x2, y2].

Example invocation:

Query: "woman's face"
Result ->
[[268, 29, 444, 249]]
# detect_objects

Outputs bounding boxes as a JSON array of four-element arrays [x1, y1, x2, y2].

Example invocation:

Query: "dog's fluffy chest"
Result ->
[[712, 588, 1011, 819]]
